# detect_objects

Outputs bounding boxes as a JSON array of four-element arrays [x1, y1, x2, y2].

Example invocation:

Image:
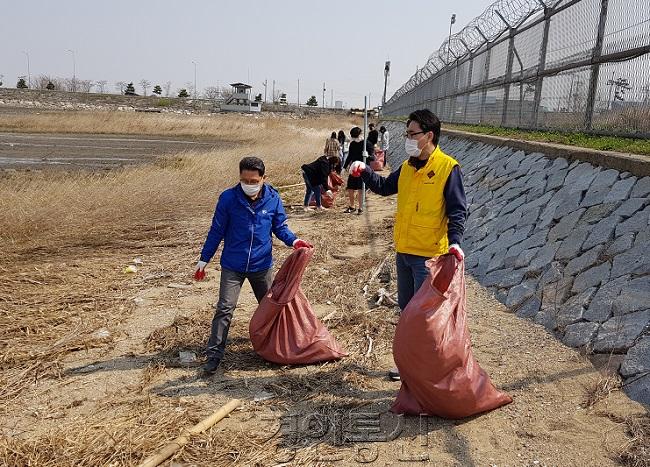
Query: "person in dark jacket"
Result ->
[[337, 130, 347, 166], [194, 156, 312, 375], [301, 155, 334, 211], [348, 109, 467, 381], [343, 126, 365, 214]]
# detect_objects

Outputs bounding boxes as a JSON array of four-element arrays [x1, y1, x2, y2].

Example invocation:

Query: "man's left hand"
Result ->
[[449, 244, 464, 261], [293, 239, 313, 249]]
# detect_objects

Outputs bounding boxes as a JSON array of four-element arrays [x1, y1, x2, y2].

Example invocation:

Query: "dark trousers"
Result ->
[[396, 252, 430, 311], [302, 171, 322, 207], [206, 267, 273, 361]]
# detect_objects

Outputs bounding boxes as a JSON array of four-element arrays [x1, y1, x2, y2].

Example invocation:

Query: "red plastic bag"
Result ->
[[309, 172, 343, 208], [391, 255, 512, 419], [370, 150, 385, 171], [249, 247, 348, 365]]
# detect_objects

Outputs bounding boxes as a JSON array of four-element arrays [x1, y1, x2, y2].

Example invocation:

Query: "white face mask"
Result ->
[[405, 138, 421, 157], [240, 182, 262, 197]]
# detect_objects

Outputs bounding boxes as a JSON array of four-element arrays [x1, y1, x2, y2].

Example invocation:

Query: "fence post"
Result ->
[[464, 57, 474, 123], [532, 6, 552, 128], [584, 0, 609, 131], [502, 34, 516, 126], [480, 48, 492, 123]]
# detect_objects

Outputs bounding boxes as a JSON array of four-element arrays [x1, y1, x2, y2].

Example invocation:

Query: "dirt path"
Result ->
[[1, 183, 647, 466]]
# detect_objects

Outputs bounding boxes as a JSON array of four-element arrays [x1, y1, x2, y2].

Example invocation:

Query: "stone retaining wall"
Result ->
[[382, 121, 650, 406]]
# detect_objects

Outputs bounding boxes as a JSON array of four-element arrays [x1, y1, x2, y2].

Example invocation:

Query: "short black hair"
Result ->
[[379, 126, 386, 132], [239, 156, 265, 176], [350, 126, 362, 138], [407, 109, 441, 146], [330, 131, 337, 139], [369, 123, 375, 129]]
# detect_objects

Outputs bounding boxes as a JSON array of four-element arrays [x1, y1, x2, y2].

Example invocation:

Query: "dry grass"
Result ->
[[0, 110, 359, 140], [0, 112, 359, 410]]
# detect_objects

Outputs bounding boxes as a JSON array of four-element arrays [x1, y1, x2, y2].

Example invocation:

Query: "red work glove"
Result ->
[[194, 260, 207, 281], [349, 161, 366, 177], [448, 244, 465, 262], [292, 239, 313, 249]]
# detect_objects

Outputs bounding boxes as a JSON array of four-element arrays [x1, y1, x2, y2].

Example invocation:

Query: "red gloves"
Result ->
[[449, 244, 465, 262], [293, 239, 313, 249]]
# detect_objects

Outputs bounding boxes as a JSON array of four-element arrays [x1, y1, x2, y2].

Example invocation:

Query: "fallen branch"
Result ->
[[138, 399, 242, 467], [368, 255, 391, 284], [365, 334, 374, 357]]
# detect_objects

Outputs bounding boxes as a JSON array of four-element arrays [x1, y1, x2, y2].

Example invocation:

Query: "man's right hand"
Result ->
[[194, 260, 207, 281], [349, 161, 366, 177]]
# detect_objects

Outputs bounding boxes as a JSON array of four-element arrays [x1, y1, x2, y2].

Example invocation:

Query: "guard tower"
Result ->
[[221, 83, 261, 112]]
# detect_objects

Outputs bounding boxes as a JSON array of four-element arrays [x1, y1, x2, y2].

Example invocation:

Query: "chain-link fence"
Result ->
[[383, 0, 650, 137]]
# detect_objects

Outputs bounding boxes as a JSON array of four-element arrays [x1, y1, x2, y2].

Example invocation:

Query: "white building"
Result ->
[[220, 83, 261, 113]]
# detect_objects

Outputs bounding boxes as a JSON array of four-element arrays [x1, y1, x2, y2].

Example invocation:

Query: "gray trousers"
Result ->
[[206, 267, 273, 361]]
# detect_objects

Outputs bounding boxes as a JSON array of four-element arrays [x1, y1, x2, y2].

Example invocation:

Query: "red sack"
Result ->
[[391, 255, 512, 419], [249, 247, 348, 365], [309, 172, 343, 208]]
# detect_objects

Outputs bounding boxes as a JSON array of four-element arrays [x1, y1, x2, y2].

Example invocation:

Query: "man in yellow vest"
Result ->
[[349, 109, 467, 380]]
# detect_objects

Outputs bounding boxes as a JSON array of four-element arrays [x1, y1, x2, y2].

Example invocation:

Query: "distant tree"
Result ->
[[0, 74, 3, 87], [219, 85, 233, 100], [17, 77, 28, 89], [203, 86, 220, 100], [254, 93, 262, 102], [78, 80, 93, 93], [163, 81, 172, 97], [124, 82, 137, 95], [306, 95, 318, 106], [153, 85, 162, 95], [46, 81, 55, 90], [96, 80, 108, 93], [139, 79, 151, 96], [178, 88, 189, 98], [115, 81, 126, 94], [184, 82, 195, 98]]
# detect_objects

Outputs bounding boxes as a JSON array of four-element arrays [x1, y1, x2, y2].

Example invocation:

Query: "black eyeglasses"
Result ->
[[404, 131, 426, 139]]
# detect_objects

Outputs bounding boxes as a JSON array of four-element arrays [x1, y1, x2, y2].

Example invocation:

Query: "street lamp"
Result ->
[[447, 14, 456, 65], [191, 60, 197, 99], [67, 49, 76, 92], [22, 51, 30, 88]]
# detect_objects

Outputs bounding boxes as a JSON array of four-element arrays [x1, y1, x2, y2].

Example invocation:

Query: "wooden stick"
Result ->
[[138, 399, 242, 467]]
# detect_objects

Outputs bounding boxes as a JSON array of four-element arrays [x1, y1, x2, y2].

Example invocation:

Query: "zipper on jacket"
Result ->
[[245, 218, 254, 272], [416, 202, 419, 212]]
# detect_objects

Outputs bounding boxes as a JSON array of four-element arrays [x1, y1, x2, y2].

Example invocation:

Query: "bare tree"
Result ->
[[0, 74, 3, 87], [115, 81, 126, 94], [163, 81, 172, 97], [32, 74, 55, 90], [76, 80, 93, 93], [203, 86, 220, 100], [219, 85, 233, 100], [139, 79, 151, 96], [96, 80, 108, 93], [184, 81, 195, 99]]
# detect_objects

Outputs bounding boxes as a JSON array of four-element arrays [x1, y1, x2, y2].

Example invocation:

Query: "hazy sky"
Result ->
[[1, 0, 491, 108]]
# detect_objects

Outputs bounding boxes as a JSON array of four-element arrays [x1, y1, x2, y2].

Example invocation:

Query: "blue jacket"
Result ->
[[200, 184, 297, 273]]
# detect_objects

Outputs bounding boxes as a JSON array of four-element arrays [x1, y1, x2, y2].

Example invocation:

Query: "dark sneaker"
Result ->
[[356, 208, 363, 215], [388, 367, 400, 381], [344, 207, 355, 213], [201, 358, 221, 376]]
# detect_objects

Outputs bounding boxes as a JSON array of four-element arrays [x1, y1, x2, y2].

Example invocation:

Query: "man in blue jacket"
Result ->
[[194, 156, 311, 375]]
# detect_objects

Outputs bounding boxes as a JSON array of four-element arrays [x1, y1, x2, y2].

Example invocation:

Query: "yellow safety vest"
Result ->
[[394, 146, 459, 257]]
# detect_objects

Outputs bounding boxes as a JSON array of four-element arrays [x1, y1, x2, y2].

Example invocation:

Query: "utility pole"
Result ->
[[263, 79, 268, 103], [67, 49, 76, 92], [192, 61, 197, 99], [322, 82, 326, 109], [381, 61, 390, 117], [447, 14, 456, 65], [272, 80, 275, 104], [297, 78, 300, 107], [22, 51, 30, 88], [362, 95, 368, 209]]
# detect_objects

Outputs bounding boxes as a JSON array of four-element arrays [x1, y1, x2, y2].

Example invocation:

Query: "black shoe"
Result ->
[[344, 207, 354, 213], [356, 208, 363, 215], [202, 358, 221, 376], [388, 368, 400, 381]]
